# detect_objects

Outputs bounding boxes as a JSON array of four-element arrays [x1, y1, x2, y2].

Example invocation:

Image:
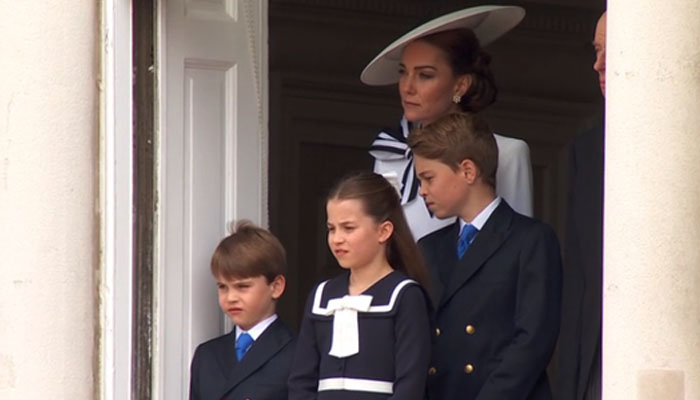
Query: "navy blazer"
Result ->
[[189, 318, 296, 400], [419, 200, 562, 400]]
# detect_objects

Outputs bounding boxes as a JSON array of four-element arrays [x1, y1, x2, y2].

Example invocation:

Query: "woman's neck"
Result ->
[[348, 258, 393, 295], [418, 104, 462, 127]]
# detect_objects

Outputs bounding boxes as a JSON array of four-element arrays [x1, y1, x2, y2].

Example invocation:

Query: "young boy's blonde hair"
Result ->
[[408, 112, 498, 188], [211, 220, 286, 282]]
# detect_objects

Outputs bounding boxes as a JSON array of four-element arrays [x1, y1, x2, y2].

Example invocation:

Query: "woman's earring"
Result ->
[[452, 94, 462, 104]]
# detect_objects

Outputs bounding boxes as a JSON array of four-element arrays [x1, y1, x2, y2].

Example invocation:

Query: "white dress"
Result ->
[[371, 116, 533, 240]]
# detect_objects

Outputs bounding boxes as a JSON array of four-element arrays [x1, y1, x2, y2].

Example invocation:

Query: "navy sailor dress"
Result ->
[[288, 270, 432, 400]]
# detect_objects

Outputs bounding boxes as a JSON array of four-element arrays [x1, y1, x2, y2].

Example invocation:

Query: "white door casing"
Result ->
[[100, 0, 134, 399], [157, 1, 268, 399]]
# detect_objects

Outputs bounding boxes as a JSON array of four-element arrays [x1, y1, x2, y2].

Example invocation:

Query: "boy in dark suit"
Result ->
[[189, 221, 296, 400], [408, 112, 562, 399]]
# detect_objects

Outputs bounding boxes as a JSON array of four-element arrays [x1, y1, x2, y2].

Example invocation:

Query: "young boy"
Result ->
[[408, 112, 562, 400], [189, 221, 296, 400]]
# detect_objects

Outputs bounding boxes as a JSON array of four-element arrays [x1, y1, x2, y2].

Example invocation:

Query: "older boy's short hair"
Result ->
[[408, 112, 498, 188], [211, 220, 286, 282]]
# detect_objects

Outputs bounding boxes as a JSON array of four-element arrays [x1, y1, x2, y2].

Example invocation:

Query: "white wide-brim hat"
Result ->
[[360, 5, 525, 86]]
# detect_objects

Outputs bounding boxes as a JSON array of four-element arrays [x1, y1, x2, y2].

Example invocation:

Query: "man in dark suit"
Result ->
[[409, 112, 562, 399], [556, 11, 606, 400], [189, 221, 296, 400]]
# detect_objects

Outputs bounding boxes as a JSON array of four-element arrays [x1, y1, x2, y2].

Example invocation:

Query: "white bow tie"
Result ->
[[324, 294, 373, 358]]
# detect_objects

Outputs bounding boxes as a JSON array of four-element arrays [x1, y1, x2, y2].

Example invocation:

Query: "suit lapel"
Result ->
[[439, 202, 514, 309], [426, 223, 459, 306], [213, 330, 238, 380], [219, 319, 292, 398]]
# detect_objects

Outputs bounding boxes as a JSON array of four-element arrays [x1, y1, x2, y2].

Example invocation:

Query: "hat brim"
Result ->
[[360, 5, 525, 86]]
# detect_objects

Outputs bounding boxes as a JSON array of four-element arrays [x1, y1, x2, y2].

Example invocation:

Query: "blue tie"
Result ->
[[457, 224, 479, 259], [236, 332, 254, 361]]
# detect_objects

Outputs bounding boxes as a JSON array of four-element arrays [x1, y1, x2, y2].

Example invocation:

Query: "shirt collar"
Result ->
[[459, 197, 501, 233], [235, 313, 277, 341]]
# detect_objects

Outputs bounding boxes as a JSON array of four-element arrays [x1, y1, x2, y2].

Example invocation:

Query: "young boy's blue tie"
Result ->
[[236, 332, 254, 361], [457, 224, 479, 259]]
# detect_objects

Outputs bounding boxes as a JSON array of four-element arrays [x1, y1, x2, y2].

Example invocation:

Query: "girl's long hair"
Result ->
[[327, 171, 430, 290]]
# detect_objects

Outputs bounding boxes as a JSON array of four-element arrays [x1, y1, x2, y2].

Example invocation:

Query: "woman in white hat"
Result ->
[[363, 5, 533, 240]]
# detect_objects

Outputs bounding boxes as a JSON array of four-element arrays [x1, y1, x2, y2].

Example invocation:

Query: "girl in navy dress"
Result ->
[[288, 172, 432, 400]]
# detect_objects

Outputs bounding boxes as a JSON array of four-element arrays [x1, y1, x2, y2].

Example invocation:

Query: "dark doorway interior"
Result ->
[[268, 0, 605, 330], [132, 0, 156, 399]]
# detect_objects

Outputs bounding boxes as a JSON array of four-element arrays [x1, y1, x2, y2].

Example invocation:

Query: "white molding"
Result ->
[[259, 0, 270, 229], [100, 0, 134, 399]]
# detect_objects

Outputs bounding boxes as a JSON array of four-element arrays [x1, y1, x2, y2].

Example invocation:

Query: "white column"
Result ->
[[604, 1, 700, 399], [0, 2, 98, 399]]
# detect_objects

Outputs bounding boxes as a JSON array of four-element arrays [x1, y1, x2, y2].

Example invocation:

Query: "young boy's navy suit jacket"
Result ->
[[419, 200, 562, 400], [189, 318, 296, 400]]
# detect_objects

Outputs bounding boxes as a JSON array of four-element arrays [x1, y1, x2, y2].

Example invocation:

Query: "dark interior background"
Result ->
[[268, 0, 606, 330]]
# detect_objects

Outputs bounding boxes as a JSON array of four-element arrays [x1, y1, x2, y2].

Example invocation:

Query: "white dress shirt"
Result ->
[[235, 313, 278, 341]]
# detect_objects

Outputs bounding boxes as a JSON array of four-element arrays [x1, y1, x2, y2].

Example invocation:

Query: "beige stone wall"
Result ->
[[0, 1, 98, 399], [604, 1, 700, 399]]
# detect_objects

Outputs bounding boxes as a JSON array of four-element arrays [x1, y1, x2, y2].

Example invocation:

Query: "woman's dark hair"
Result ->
[[327, 172, 430, 290], [418, 28, 498, 112]]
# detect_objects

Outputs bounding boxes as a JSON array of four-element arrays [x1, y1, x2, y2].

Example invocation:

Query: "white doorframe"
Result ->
[[155, 1, 270, 399], [100, 0, 134, 399], [100, 0, 270, 397]]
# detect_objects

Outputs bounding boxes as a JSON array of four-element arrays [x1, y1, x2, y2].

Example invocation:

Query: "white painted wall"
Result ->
[[604, 1, 700, 399], [0, 1, 98, 399]]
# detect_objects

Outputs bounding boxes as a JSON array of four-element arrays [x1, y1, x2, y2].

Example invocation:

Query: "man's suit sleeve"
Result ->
[[556, 136, 583, 399], [475, 223, 563, 399]]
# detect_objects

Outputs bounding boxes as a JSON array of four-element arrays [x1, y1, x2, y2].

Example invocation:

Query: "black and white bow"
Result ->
[[369, 117, 419, 205]]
